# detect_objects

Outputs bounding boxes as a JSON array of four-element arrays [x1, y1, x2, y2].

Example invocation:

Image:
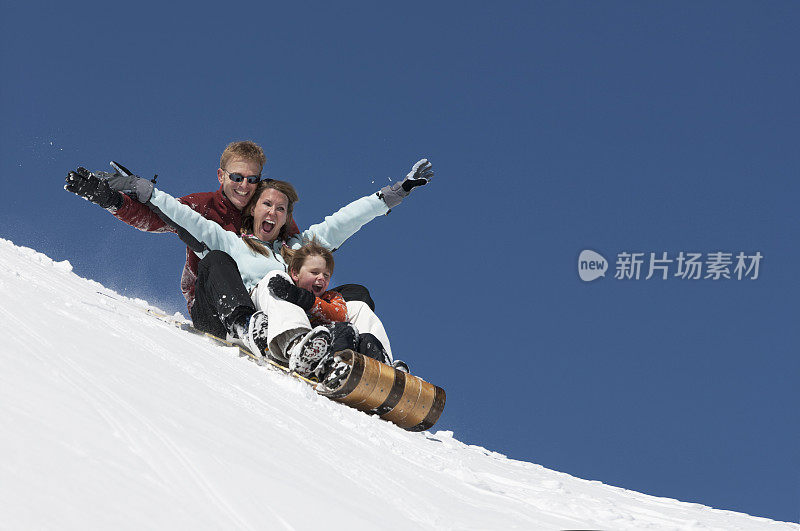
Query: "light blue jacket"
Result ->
[[148, 188, 390, 292]]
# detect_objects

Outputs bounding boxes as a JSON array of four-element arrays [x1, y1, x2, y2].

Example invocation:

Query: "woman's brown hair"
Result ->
[[240, 179, 299, 257]]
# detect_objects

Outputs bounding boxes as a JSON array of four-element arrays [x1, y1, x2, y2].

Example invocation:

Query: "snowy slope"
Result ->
[[0, 237, 796, 531]]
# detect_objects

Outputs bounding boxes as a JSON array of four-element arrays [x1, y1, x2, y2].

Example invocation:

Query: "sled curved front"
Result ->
[[317, 350, 446, 432]]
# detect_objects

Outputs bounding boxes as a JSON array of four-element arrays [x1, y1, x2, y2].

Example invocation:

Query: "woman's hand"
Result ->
[[380, 159, 434, 208]]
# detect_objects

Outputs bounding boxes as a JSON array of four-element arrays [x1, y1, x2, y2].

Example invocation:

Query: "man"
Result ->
[[65, 140, 374, 335]]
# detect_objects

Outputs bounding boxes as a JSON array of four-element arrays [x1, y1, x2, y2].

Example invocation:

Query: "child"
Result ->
[[269, 241, 398, 369]]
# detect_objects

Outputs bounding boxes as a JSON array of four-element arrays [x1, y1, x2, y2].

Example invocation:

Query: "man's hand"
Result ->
[[268, 275, 315, 311], [380, 159, 434, 208], [64, 167, 123, 209]]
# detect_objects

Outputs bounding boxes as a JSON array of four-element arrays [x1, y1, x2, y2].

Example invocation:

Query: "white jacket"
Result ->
[[148, 188, 390, 292]]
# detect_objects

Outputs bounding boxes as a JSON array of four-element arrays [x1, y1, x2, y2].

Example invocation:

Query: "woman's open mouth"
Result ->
[[261, 220, 275, 235]]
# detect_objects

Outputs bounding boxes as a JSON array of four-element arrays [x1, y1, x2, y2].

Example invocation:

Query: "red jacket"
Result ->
[[308, 290, 348, 326], [112, 186, 298, 311]]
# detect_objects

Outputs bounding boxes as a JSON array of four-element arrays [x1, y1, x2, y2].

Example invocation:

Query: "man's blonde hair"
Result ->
[[220, 141, 266, 171]]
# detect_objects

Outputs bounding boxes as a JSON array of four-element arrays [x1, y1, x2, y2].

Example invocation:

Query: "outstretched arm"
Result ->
[[146, 188, 243, 256], [295, 158, 435, 251], [65, 166, 174, 233], [66, 167, 243, 255], [113, 194, 173, 233]]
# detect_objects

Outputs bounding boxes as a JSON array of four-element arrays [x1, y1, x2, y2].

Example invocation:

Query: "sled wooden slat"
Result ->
[[409, 386, 447, 432], [350, 354, 396, 410], [339, 352, 383, 407], [381, 370, 423, 426], [375, 369, 406, 416], [398, 380, 437, 429], [318, 350, 446, 431]]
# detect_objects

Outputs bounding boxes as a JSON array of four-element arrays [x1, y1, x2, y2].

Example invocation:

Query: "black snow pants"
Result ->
[[190, 250, 255, 338], [189, 250, 377, 338]]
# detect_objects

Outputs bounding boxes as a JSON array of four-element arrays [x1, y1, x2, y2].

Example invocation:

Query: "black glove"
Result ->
[[379, 159, 434, 208], [64, 167, 123, 209], [268, 275, 316, 311]]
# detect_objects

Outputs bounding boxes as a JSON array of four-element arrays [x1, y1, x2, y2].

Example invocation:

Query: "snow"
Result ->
[[0, 237, 796, 530]]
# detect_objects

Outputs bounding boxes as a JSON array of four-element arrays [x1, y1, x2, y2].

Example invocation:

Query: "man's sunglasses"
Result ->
[[222, 169, 261, 184]]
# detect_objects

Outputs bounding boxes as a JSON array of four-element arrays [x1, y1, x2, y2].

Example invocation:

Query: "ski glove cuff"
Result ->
[[268, 275, 316, 312], [64, 167, 123, 210], [379, 159, 433, 209], [96, 171, 154, 204]]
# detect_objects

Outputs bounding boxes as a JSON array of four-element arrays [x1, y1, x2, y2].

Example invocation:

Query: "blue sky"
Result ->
[[2, 0, 798, 523]]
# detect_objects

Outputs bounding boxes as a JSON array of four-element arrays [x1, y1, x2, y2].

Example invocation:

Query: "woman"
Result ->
[[122, 159, 433, 376]]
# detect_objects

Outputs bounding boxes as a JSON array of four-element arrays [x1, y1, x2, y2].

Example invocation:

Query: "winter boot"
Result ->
[[391, 359, 410, 373], [327, 322, 359, 354], [321, 355, 351, 390], [287, 326, 332, 377], [357, 332, 390, 365], [231, 310, 269, 357]]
